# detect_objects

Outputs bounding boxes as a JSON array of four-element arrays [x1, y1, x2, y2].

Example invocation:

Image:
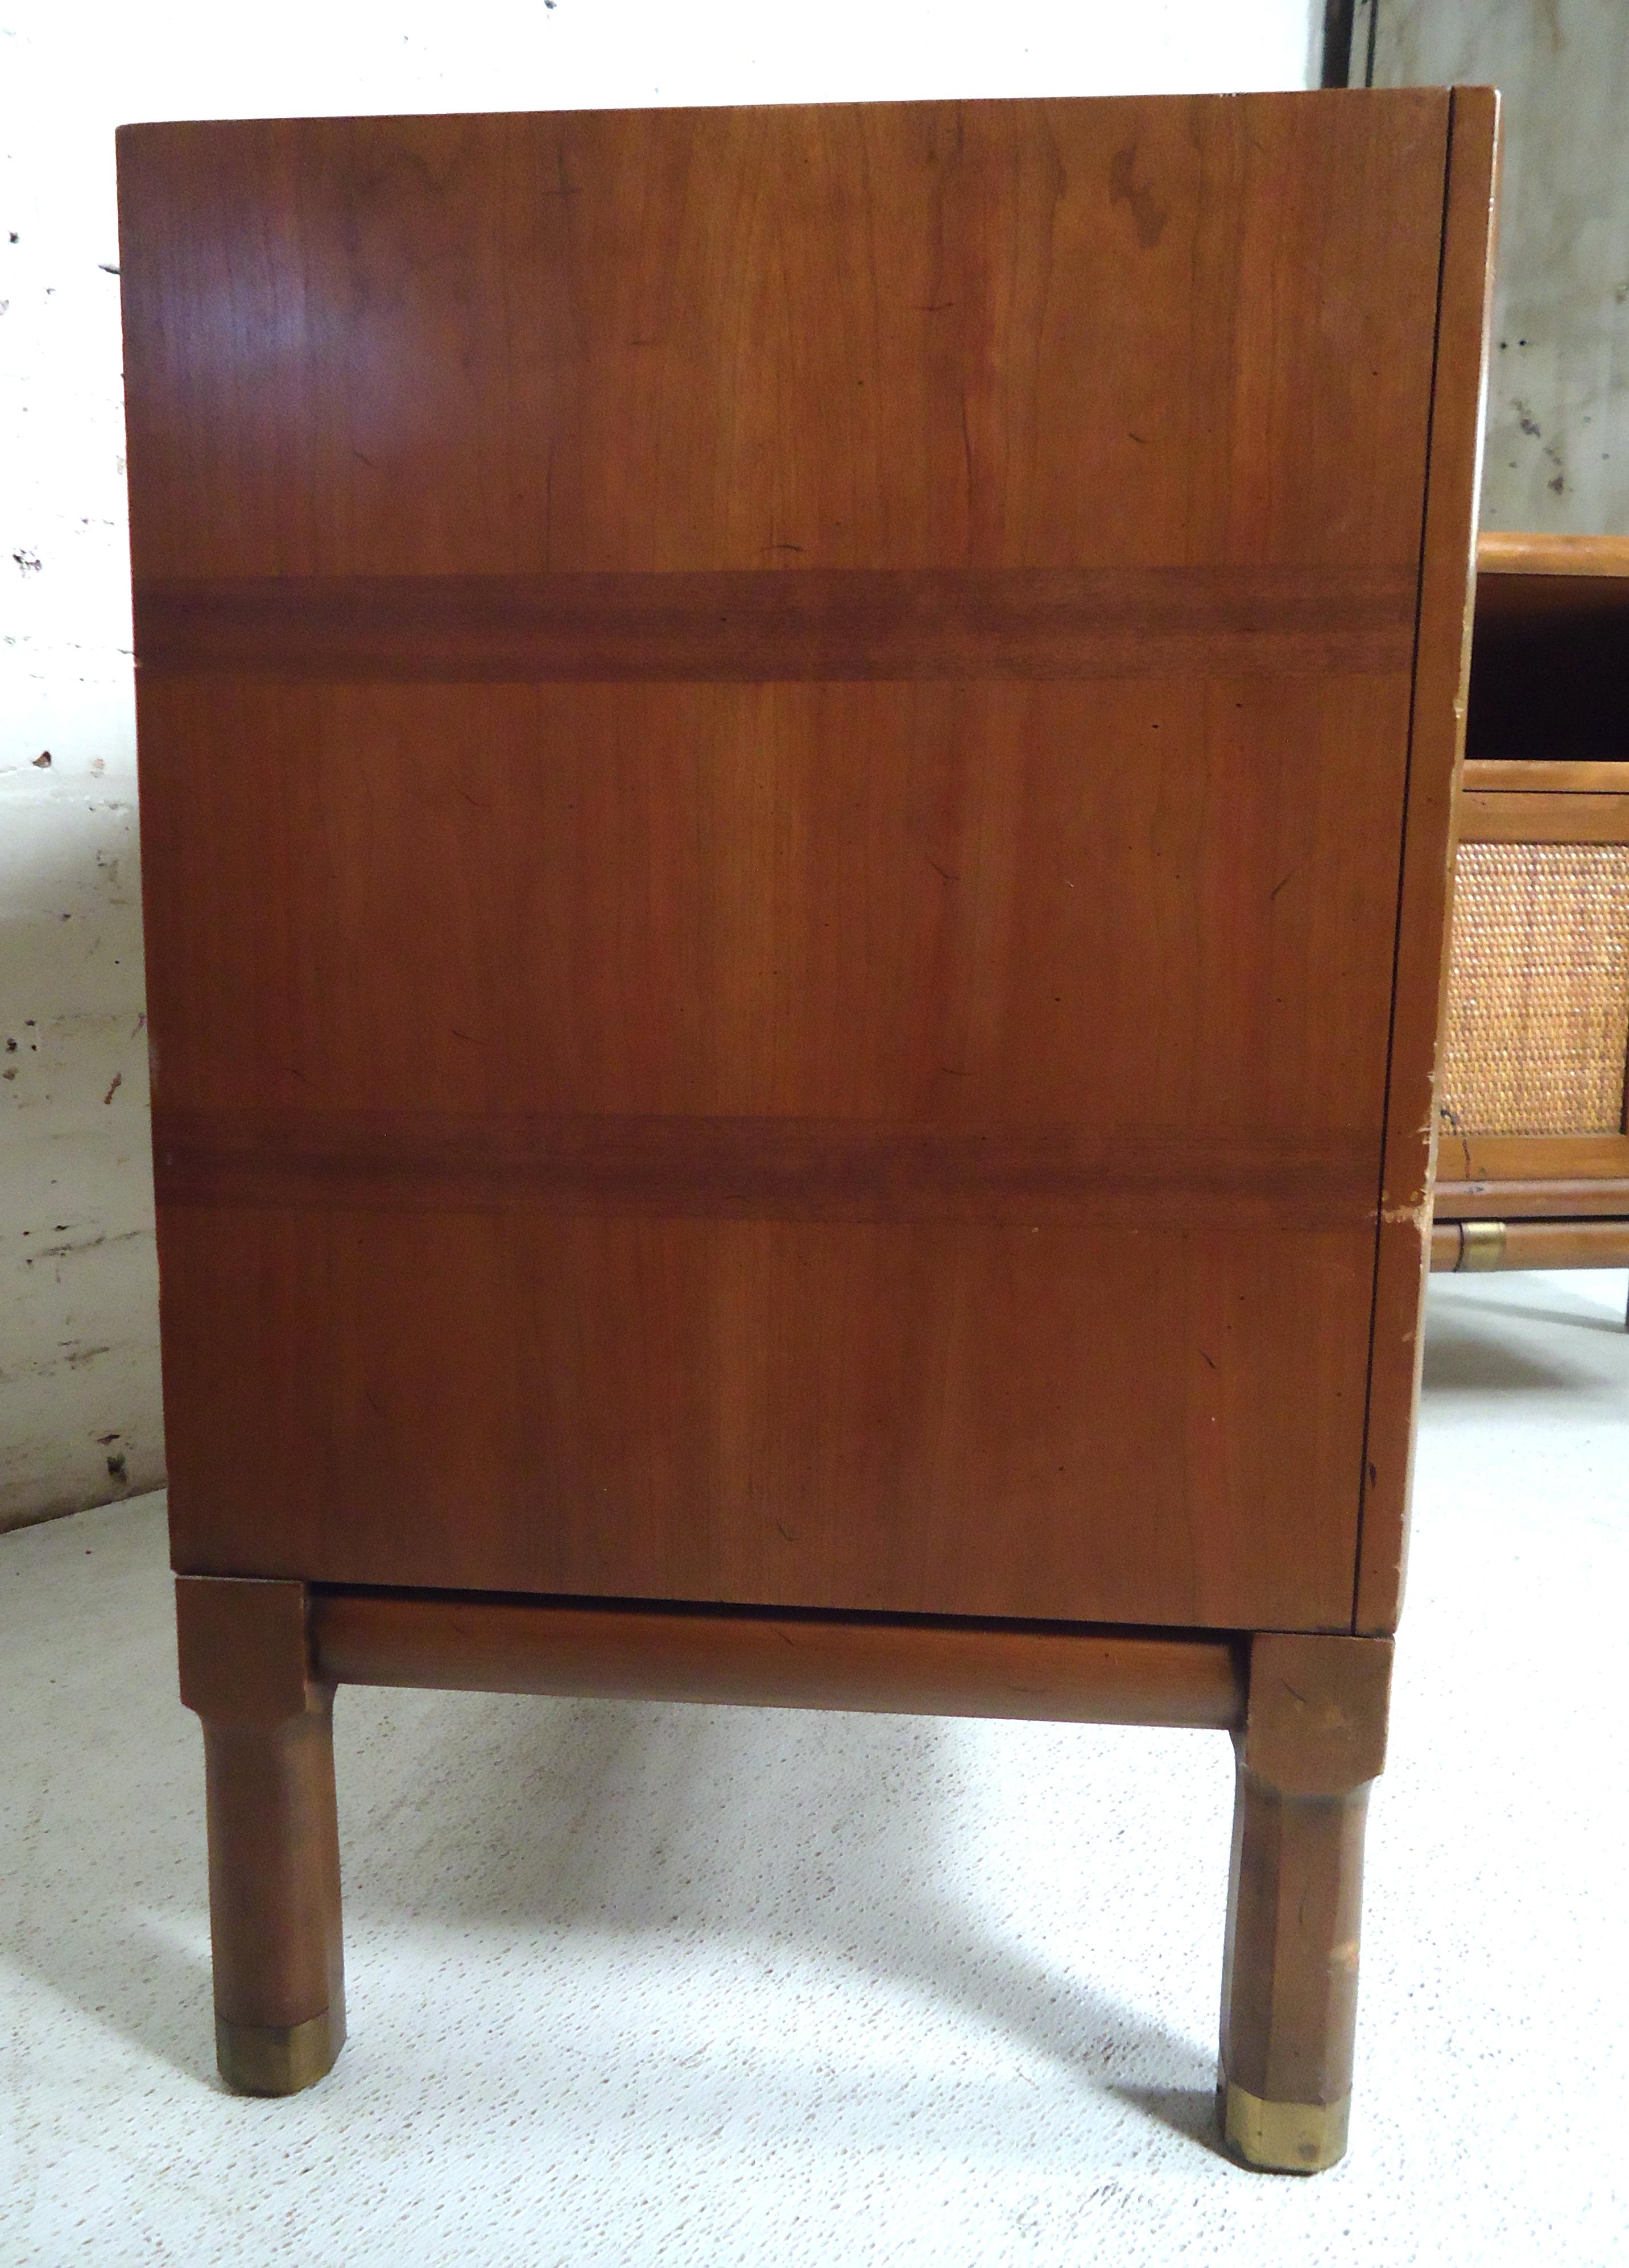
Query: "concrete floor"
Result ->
[[2, 1270, 1626, 2267]]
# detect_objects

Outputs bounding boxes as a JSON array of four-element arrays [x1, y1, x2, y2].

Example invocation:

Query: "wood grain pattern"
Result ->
[[135, 567, 1414, 683], [1354, 87, 1499, 1636], [119, 93, 1487, 1635], [152, 1108, 1377, 1230], [312, 1589, 1245, 1728], [1457, 790, 1629, 844], [1434, 1176, 1629, 1220], [159, 1207, 1376, 1626], [134, 673, 1414, 1130], [119, 98, 1453, 582], [1461, 760, 1629, 794], [1435, 1129, 1629, 1183]]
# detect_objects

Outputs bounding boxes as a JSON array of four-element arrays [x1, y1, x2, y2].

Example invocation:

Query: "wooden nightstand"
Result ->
[[118, 88, 1497, 2168], [1433, 534, 1629, 1303]]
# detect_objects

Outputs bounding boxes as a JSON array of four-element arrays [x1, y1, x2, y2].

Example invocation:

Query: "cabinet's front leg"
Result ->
[[176, 1576, 345, 2095], [1219, 1631, 1392, 2172]]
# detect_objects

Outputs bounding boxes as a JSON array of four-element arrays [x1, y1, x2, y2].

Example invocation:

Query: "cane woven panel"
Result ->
[[1440, 842, 1629, 1136]]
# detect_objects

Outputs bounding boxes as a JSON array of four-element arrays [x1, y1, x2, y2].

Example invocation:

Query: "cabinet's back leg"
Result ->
[[176, 1576, 345, 2095], [1219, 1632, 1392, 2172]]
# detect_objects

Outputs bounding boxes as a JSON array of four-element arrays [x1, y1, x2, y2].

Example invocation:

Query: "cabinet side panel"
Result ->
[[117, 94, 1457, 1630], [1357, 88, 1500, 1634]]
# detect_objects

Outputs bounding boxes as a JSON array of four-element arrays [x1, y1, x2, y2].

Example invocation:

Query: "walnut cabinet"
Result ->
[[118, 89, 1499, 2169]]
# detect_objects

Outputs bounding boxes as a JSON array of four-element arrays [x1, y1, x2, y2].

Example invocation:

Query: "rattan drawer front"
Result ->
[[1440, 841, 1629, 1137]]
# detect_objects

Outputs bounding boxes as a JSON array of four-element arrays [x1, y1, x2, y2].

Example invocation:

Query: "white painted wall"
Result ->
[[1, 1, 1322, 1530], [1365, 0, 1629, 534]]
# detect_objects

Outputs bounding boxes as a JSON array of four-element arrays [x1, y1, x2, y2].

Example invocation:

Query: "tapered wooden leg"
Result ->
[[176, 1576, 345, 2095], [1218, 1631, 1392, 2172]]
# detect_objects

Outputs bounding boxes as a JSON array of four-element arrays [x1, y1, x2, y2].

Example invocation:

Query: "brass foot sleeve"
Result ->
[[216, 2006, 345, 2096], [1219, 2077, 1350, 2172], [1457, 1218, 1507, 1271]]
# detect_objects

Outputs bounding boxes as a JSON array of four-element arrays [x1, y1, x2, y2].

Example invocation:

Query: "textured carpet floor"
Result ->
[[3, 1270, 1626, 2267]]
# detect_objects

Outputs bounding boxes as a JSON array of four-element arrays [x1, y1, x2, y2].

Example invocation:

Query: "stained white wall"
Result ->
[[1364, 0, 1629, 534], [1, 1, 1322, 1530]]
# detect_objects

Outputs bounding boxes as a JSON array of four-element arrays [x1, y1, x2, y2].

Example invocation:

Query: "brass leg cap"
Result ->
[[1219, 2077, 1350, 2173], [216, 2005, 345, 2096]]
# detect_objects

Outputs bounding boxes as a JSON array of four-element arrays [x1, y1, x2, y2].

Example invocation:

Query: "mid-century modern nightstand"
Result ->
[[118, 87, 1498, 2169], [1433, 534, 1629, 1296]]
